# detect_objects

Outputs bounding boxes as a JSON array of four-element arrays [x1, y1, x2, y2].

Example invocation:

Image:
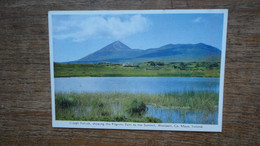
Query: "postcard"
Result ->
[[49, 9, 228, 132]]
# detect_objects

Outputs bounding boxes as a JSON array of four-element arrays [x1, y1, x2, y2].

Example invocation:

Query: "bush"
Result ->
[[145, 116, 162, 123], [179, 62, 186, 70], [157, 62, 164, 66], [127, 99, 147, 117], [114, 115, 127, 121], [56, 96, 75, 109]]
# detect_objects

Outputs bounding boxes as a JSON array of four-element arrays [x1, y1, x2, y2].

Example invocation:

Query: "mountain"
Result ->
[[134, 43, 221, 63], [72, 41, 142, 63], [70, 41, 221, 64]]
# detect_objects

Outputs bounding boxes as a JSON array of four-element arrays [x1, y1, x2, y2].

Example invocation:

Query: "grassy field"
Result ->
[[55, 91, 218, 122], [54, 62, 220, 77]]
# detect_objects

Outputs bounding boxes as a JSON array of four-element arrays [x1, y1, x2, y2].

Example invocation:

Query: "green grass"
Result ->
[[54, 62, 220, 77], [55, 91, 218, 122]]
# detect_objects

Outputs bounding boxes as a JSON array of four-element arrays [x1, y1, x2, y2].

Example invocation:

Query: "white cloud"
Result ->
[[193, 17, 202, 23], [53, 15, 150, 42]]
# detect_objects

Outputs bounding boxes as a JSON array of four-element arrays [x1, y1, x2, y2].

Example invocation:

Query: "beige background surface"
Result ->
[[1, 0, 259, 145]]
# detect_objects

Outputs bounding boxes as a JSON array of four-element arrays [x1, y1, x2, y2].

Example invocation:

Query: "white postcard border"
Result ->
[[49, 9, 228, 132]]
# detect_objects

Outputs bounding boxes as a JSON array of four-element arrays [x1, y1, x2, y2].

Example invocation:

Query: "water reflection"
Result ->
[[145, 106, 218, 124]]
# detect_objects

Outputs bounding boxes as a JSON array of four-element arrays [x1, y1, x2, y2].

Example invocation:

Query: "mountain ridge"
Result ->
[[69, 41, 221, 64]]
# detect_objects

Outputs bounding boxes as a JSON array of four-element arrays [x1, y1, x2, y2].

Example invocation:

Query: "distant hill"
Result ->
[[69, 41, 221, 64]]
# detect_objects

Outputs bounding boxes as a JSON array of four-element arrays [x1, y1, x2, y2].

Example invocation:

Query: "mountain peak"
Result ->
[[112, 40, 123, 44], [104, 40, 131, 51]]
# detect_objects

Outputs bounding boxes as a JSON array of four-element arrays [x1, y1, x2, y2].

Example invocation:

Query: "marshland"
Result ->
[[55, 88, 219, 124], [54, 61, 220, 124]]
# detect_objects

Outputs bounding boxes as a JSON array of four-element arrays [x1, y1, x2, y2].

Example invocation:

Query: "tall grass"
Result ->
[[55, 91, 218, 122]]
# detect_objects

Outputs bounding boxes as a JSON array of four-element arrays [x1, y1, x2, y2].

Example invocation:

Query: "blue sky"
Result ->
[[52, 12, 224, 62]]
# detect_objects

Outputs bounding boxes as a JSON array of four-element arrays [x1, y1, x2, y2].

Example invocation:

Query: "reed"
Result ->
[[55, 91, 218, 122]]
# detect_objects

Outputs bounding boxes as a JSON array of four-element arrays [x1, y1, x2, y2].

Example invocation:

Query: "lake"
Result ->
[[54, 77, 219, 124], [54, 77, 219, 94]]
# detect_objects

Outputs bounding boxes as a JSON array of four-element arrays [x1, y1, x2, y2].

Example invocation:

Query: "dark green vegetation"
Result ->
[[54, 61, 220, 77], [55, 91, 218, 122]]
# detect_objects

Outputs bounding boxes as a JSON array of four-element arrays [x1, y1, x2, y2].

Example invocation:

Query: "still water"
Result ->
[[146, 106, 218, 124], [55, 77, 219, 94]]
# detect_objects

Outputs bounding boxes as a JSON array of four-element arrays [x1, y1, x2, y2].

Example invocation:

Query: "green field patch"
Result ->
[[54, 62, 220, 77]]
